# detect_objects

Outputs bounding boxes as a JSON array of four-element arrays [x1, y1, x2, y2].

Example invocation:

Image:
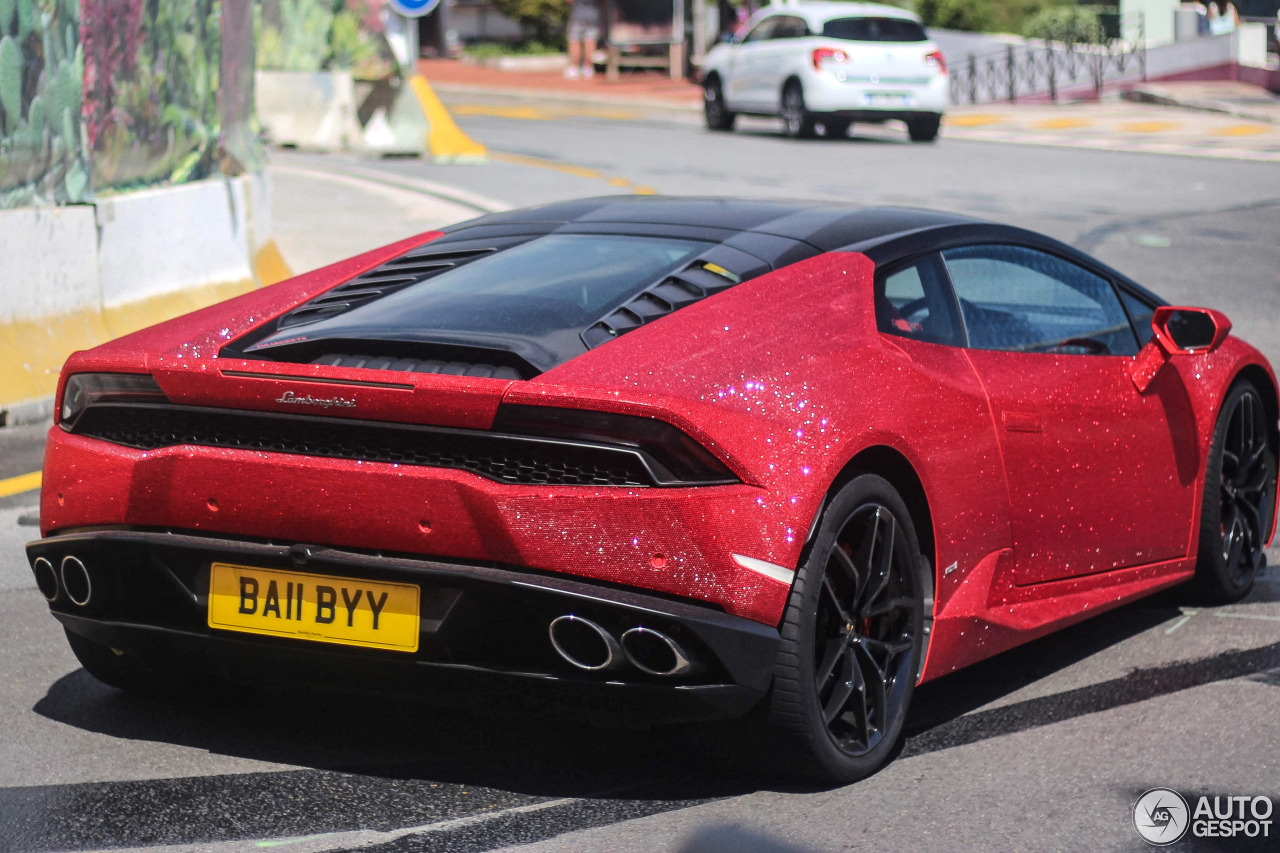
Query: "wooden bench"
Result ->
[[605, 37, 684, 80]]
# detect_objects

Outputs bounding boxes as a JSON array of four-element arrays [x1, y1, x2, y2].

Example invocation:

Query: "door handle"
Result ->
[[1002, 411, 1043, 433]]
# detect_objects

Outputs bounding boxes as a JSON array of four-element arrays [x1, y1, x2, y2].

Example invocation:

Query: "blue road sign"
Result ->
[[389, 0, 442, 17]]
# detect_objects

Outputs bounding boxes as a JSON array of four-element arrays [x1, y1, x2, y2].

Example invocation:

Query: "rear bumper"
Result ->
[[39, 429, 796, 625], [27, 529, 779, 724], [801, 68, 948, 116]]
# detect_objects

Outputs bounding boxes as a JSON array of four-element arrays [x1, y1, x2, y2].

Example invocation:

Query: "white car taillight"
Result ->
[[812, 47, 849, 71], [925, 50, 947, 74]]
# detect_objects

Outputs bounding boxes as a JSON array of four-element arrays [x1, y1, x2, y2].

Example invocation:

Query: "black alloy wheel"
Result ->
[[1194, 381, 1278, 602], [703, 77, 736, 131], [781, 82, 816, 139], [768, 475, 926, 782]]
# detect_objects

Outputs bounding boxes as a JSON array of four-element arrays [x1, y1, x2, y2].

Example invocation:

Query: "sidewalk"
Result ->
[[1123, 80, 1280, 124], [266, 152, 497, 275]]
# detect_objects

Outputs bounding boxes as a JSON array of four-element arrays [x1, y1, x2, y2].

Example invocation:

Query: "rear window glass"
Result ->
[[323, 234, 707, 337], [822, 17, 927, 41]]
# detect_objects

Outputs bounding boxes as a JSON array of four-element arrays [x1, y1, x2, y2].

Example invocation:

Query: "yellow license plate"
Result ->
[[208, 563, 420, 653]]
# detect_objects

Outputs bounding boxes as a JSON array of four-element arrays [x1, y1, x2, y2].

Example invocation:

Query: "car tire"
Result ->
[[765, 474, 927, 782], [821, 119, 851, 139], [907, 114, 941, 143], [781, 82, 816, 139], [703, 77, 736, 131], [1192, 380, 1278, 603]]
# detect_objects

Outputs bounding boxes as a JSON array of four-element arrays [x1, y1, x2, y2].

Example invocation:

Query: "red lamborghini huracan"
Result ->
[[27, 198, 1279, 782]]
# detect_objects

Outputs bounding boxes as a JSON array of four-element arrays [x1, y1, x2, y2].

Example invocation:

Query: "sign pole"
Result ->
[[402, 11, 419, 76]]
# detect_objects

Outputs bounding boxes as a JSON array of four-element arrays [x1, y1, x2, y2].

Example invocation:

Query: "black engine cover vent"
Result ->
[[311, 353, 525, 380], [273, 238, 526, 331], [581, 260, 744, 349]]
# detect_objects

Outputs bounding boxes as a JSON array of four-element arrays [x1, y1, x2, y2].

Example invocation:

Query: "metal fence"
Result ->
[[949, 15, 1147, 105]]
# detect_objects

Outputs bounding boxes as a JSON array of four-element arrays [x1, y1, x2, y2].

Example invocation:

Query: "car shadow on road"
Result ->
[[733, 130, 907, 145], [30, 578, 1280, 801]]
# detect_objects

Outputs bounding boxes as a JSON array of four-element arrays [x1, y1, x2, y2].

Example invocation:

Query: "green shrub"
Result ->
[[490, 0, 568, 46], [916, 0, 995, 32], [464, 40, 561, 60], [1023, 5, 1106, 43]]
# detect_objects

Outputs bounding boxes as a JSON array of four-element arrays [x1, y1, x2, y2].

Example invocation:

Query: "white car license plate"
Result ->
[[865, 93, 911, 107]]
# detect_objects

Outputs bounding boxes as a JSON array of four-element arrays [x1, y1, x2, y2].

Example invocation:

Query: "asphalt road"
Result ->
[[3, 103, 1280, 853]]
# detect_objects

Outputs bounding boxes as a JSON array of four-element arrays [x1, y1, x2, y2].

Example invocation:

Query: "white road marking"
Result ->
[[1214, 611, 1280, 623], [136, 796, 581, 853], [1165, 611, 1196, 635]]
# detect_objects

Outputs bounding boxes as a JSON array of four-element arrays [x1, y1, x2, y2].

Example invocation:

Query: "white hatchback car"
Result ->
[[701, 1, 948, 141]]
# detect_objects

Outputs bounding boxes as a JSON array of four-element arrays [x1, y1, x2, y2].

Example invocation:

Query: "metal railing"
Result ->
[[949, 14, 1147, 104]]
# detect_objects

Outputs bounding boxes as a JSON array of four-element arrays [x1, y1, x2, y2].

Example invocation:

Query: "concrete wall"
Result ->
[[0, 174, 288, 426], [1123, 0, 1178, 47]]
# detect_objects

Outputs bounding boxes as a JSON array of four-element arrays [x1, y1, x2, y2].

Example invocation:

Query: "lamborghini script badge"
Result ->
[[275, 391, 357, 409]]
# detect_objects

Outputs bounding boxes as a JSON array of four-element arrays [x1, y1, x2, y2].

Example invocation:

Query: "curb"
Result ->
[[1121, 87, 1280, 125]]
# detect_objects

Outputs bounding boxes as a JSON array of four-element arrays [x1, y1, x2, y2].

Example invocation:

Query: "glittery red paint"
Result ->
[[39, 245, 1279, 683]]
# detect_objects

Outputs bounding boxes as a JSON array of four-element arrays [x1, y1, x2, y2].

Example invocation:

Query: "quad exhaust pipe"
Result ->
[[548, 615, 624, 672], [59, 556, 92, 606], [620, 627, 694, 677], [33, 557, 58, 602], [549, 615, 696, 677]]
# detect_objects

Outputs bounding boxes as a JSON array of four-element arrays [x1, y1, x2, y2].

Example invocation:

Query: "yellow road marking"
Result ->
[[0, 471, 41, 499], [409, 75, 489, 162], [944, 114, 1010, 128], [1118, 120, 1181, 133], [493, 152, 655, 196], [453, 105, 553, 121], [1029, 117, 1094, 130], [1213, 124, 1269, 137]]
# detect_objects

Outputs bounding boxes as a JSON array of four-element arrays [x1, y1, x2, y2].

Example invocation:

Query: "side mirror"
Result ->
[[1129, 305, 1232, 392], [1154, 306, 1231, 353]]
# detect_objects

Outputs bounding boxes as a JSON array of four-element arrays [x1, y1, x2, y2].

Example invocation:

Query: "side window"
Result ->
[[1119, 289, 1156, 346], [771, 16, 809, 39], [876, 255, 961, 346], [743, 18, 777, 43], [942, 245, 1139, 356]]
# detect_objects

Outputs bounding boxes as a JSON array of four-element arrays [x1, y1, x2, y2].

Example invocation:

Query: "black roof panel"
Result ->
[[443, 197, 981, 251]]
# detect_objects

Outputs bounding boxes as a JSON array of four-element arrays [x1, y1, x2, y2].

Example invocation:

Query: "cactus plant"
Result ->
[[0, 0, 87, 207], [0, 36, 19, 135], [15, 0, 30, 38]]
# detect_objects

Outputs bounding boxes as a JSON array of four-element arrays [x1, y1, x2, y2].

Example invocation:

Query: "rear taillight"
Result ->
[[492, 404, 739, 486], [58, 373, 167, 429], [812, 47, 848, 71], [925, 50, 947, 74]]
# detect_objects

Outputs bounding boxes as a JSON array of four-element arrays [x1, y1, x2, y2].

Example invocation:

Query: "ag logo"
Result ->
[[1134, 788, 1190, 845]]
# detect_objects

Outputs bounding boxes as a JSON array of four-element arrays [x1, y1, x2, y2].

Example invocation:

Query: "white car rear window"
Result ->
[[821, 17, 927, 42]]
